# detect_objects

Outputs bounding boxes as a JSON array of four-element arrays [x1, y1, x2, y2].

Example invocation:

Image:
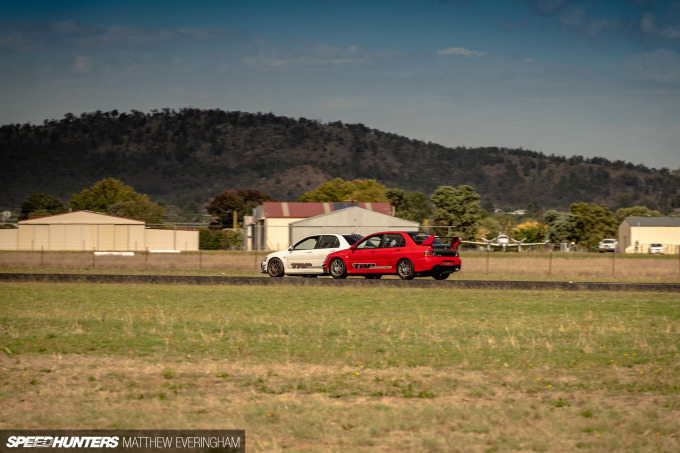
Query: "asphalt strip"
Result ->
[[1, 273, 679, 292]]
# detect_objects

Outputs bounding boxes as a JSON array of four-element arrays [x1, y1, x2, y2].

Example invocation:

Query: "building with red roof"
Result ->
[[245, 201, 419, 251]]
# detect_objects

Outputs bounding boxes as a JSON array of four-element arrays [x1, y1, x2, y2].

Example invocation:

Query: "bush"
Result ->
[[199, 228, 243, 250]]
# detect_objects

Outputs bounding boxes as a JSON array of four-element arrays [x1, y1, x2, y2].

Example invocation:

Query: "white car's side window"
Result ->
[[317, 235, 340, 249]]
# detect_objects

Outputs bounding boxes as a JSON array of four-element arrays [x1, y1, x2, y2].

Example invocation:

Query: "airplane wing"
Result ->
[[460, 240, 491, 246]]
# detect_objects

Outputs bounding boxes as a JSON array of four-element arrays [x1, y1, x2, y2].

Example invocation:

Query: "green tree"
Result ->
[[525, 201, 544, 222], [108, 197, 165, 224], [614, 206, 661, 224], [207, 189, 275, 229], [69, 178, 165, 223], [19, 192, 67, 220], [569, 202, 617, 250], [298, 178, 388, 202], [386, 189, 432, 224], [199, 227, 225, 250], [477, 216, 502, 241], [544, 210, 577, 245], [198, 227, 244, 250], [349, 179, 389, 202], [513, 221, 547, 243], [70, 178, 136, 213], [430, 185, 482, 240], [181, 201, 204, 222]]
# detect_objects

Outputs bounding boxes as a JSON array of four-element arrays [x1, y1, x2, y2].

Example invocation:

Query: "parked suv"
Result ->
[[598, 238, 617, 253], [648, 243, 665, 254]]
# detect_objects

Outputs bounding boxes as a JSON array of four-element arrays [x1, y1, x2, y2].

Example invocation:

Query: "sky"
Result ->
[[1, 0, 679, 170]]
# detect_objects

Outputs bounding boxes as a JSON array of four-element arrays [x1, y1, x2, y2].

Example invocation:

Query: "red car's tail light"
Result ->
[[424, 249, 434, 256]]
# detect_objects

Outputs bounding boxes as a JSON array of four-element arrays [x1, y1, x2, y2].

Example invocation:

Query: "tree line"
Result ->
[[14, 176, 661, 251], [294, 178, 661, 251]]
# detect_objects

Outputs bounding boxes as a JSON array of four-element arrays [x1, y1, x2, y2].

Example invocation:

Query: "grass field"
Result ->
[[1, 282, 679, 452]]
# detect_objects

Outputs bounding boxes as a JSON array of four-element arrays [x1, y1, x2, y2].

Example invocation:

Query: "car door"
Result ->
[[310, 235, 341, 272], [347, 234, 384, 274], [285, 236, 319, 274], [377, 233, 406, 271]]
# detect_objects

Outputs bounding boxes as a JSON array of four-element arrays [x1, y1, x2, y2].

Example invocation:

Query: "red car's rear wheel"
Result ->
[[397, 259, 415, 280]]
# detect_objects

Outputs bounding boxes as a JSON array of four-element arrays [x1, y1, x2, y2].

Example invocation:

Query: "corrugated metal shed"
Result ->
[[1, 211, 198, 251], [259, 202, 392, 219], [288, 206, 419, 244], [618, 216, 680, 254], [20, 211, 144, 225]]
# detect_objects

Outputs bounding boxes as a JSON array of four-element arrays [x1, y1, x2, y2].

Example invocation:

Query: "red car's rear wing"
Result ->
[[422, 236, 460, 247]]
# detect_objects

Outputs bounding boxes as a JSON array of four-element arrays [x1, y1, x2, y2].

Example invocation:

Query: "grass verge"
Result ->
[[0, 283, 678, 452]]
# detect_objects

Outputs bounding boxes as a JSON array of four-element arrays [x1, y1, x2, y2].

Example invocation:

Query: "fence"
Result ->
[[1, 250, 679, 280], [0, 250, 259, 272], [459, 250, 680, 280]]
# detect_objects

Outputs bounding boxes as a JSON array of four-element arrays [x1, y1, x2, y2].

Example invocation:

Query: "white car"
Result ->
[[261, 234, 363, 277], [648, 243, 665, 254], [598, 238, 617, 253]]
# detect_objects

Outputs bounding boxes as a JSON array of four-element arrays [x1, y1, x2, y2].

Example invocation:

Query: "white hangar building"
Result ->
[[0, 211, 199, 251], [246, 202, 419, 251], [618, 217, 680, 254]]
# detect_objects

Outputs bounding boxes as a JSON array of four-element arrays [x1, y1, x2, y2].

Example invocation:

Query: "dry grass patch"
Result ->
[[0, 282, 678, 451], [2, 355, 678, 452]]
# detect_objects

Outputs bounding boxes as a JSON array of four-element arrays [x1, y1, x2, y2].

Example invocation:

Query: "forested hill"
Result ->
[[2, 108, 679, 212]]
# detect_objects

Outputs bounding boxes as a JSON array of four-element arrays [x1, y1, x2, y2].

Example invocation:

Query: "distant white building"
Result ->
[[244, 202, 419, 251], [289, 206, 419, 245], [618, 217, 680, 254], [0, 211, 198, 251]]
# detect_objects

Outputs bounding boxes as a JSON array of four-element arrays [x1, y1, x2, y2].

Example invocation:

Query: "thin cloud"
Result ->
[[561, 9, 625, 39], [243, 44, 365, 72], [524, 0, 680, 44], [499, 20, 529, 32], [624, 49, 680, 82], [0, 21, 236, 53], [72, 55, 92, 75], [437, 46, 485, 56], [528, 0, 578, 16], [641, 13, 680, 39]]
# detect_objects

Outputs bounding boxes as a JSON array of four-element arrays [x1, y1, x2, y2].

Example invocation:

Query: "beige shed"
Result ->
[[618, 217, 680, 254], [0, 211, 198, 251]]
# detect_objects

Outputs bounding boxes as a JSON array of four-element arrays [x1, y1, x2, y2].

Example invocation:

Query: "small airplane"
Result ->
[[461, 233, 547, 252]]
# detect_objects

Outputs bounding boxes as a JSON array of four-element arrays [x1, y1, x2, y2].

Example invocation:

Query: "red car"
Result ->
[[323, 231, 461, 280]]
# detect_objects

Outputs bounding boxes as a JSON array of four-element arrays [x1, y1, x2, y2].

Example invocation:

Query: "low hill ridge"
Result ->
[[1, 108, 678, 212]]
